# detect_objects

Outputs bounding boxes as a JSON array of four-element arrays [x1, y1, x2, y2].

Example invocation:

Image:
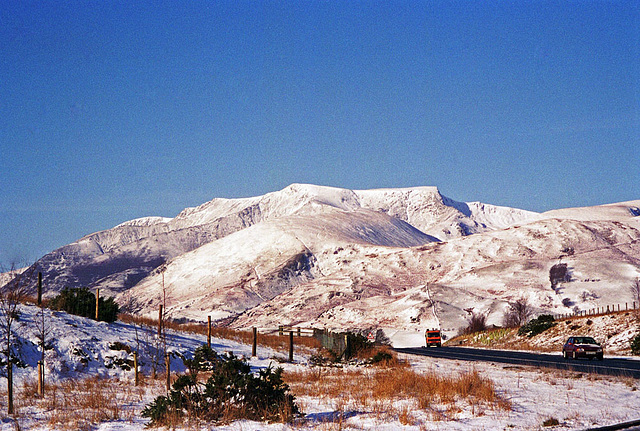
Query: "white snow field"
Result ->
[[1, 305, 639, 430]]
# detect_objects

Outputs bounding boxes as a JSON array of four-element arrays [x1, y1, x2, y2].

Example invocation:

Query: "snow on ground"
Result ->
[[2, 305, 640, 430]]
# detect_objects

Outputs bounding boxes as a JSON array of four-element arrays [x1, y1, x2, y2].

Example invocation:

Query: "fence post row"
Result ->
[[558, 301, 640, 322]]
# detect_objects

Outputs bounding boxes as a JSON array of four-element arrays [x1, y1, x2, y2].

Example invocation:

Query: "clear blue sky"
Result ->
[[1, 1, 639, 265]]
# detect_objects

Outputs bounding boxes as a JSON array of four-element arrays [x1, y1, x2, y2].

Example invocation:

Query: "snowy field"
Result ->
[[1, 305, 639, 430]]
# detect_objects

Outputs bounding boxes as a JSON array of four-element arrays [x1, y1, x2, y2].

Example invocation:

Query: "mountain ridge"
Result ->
[[5, 184, 639, 336]]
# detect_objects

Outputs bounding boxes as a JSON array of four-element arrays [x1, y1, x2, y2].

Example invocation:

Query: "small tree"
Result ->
[[631, 333, 640, 355], [549, 263, 569, 291], [461, 312, 487, 335], [503, 298, 533, 328], [49, 287, 119, 322], [142, 351, 300, 426], [518, 314, 556, 338], [0, 264, 31, 414], [630, 277, 640, 317], [33, 303, 52, 397]]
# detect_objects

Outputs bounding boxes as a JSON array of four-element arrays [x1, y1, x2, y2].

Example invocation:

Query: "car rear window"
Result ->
[[575, 337, 597, 344]]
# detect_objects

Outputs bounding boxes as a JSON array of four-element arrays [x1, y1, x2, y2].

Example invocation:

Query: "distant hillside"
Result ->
[[5, 184, 639, 336]]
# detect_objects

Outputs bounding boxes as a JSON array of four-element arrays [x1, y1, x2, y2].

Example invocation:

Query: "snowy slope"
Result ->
[[118, 206, 435, 322], [6, 184, 640, 339], [16, 184, 518, 299], [7, 304, 640, 431], [231, 203, 640, 336], [355, 187, 538, 239]]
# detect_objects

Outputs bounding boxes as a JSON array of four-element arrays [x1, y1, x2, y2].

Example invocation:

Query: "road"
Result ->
[[394, 346, 640, 379]]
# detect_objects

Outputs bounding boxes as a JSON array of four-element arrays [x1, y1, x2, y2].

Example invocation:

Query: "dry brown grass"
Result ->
[[283, 361, 511, 423], [119, 313, 323, 353], [1, 375, 149, 431]]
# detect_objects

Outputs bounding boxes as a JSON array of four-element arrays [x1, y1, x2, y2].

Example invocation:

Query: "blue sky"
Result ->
[[1, 1, 639, 265]]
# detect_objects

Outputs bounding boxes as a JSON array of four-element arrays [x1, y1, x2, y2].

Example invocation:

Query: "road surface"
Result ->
[[394, 346, 640, 379]]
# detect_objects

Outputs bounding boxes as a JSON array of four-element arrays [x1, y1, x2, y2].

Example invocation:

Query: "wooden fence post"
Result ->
[[37, 360, 44, 397], [8, 362, 13, 414], [207, 316, 211, 349], [344, 334, 351, 360], [37, 272, 42, 306], [95, 288, 100, 320], [279, 325, 283, 336], [252, 327, 257, 357], [288, 331, 294, 362], [158, 305, 163, 336], [134, 352, 139, 386], [165, 353, 171, 392], [297, 327, 301, 337]]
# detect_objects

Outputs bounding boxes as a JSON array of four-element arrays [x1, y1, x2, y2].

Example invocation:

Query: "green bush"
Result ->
[[518, 314, 556, 338], [142, 351, 300, 426], [631, 332, 640, 355], [183, 344, 218, 373], [49, 287, 119, 322]]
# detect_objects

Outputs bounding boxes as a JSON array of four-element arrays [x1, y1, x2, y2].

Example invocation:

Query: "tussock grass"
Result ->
[[284, 361, 511, 422], [3, 376, 148, 431]]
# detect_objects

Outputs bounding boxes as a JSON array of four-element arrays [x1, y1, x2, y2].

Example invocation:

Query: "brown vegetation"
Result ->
[[451, 310, 639, 354], [1, 375, 150, 431], [118, 313, 323, 353], [283, 355, 511, 424]]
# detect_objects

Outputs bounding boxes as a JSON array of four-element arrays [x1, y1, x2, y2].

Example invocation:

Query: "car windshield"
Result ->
[[574, 337, 597, 344]]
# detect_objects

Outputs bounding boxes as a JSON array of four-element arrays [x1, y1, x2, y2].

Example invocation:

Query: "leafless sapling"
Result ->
[[33, 301, 52, 397], [503, 297, 533, 328], [0, 263, 31, 414], [631, 277, 640, 320]]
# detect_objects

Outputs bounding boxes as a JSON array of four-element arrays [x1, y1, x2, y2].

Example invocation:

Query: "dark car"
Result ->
[[562, 336, 603, 360]]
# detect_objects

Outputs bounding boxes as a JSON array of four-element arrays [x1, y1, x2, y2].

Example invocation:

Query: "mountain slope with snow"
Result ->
[[119, 206, 436, 321], [355, 187, 538, 239], [6, 184, 640, 337], [19, 184, 514, 298]]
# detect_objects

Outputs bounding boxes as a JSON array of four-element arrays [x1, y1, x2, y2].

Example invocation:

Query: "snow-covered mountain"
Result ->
[[7, 184, 640, 337]]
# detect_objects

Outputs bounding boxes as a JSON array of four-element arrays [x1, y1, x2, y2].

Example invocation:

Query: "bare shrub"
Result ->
[[0, 263, 33, 414], [549, 263, 569, 290], [631, 277, 640, 313], [503, 298, 533, 328], [461, 313, 487, 335]]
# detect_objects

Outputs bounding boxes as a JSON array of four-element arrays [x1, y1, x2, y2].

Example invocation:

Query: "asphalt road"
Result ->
[[394, 346, 640, 379]]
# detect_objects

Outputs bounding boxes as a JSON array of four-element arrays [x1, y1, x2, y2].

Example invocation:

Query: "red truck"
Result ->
[[425, 329, 442, 347]]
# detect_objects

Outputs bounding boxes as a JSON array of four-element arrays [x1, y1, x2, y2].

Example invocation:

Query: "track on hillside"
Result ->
[[394, 346, 640, 379]]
